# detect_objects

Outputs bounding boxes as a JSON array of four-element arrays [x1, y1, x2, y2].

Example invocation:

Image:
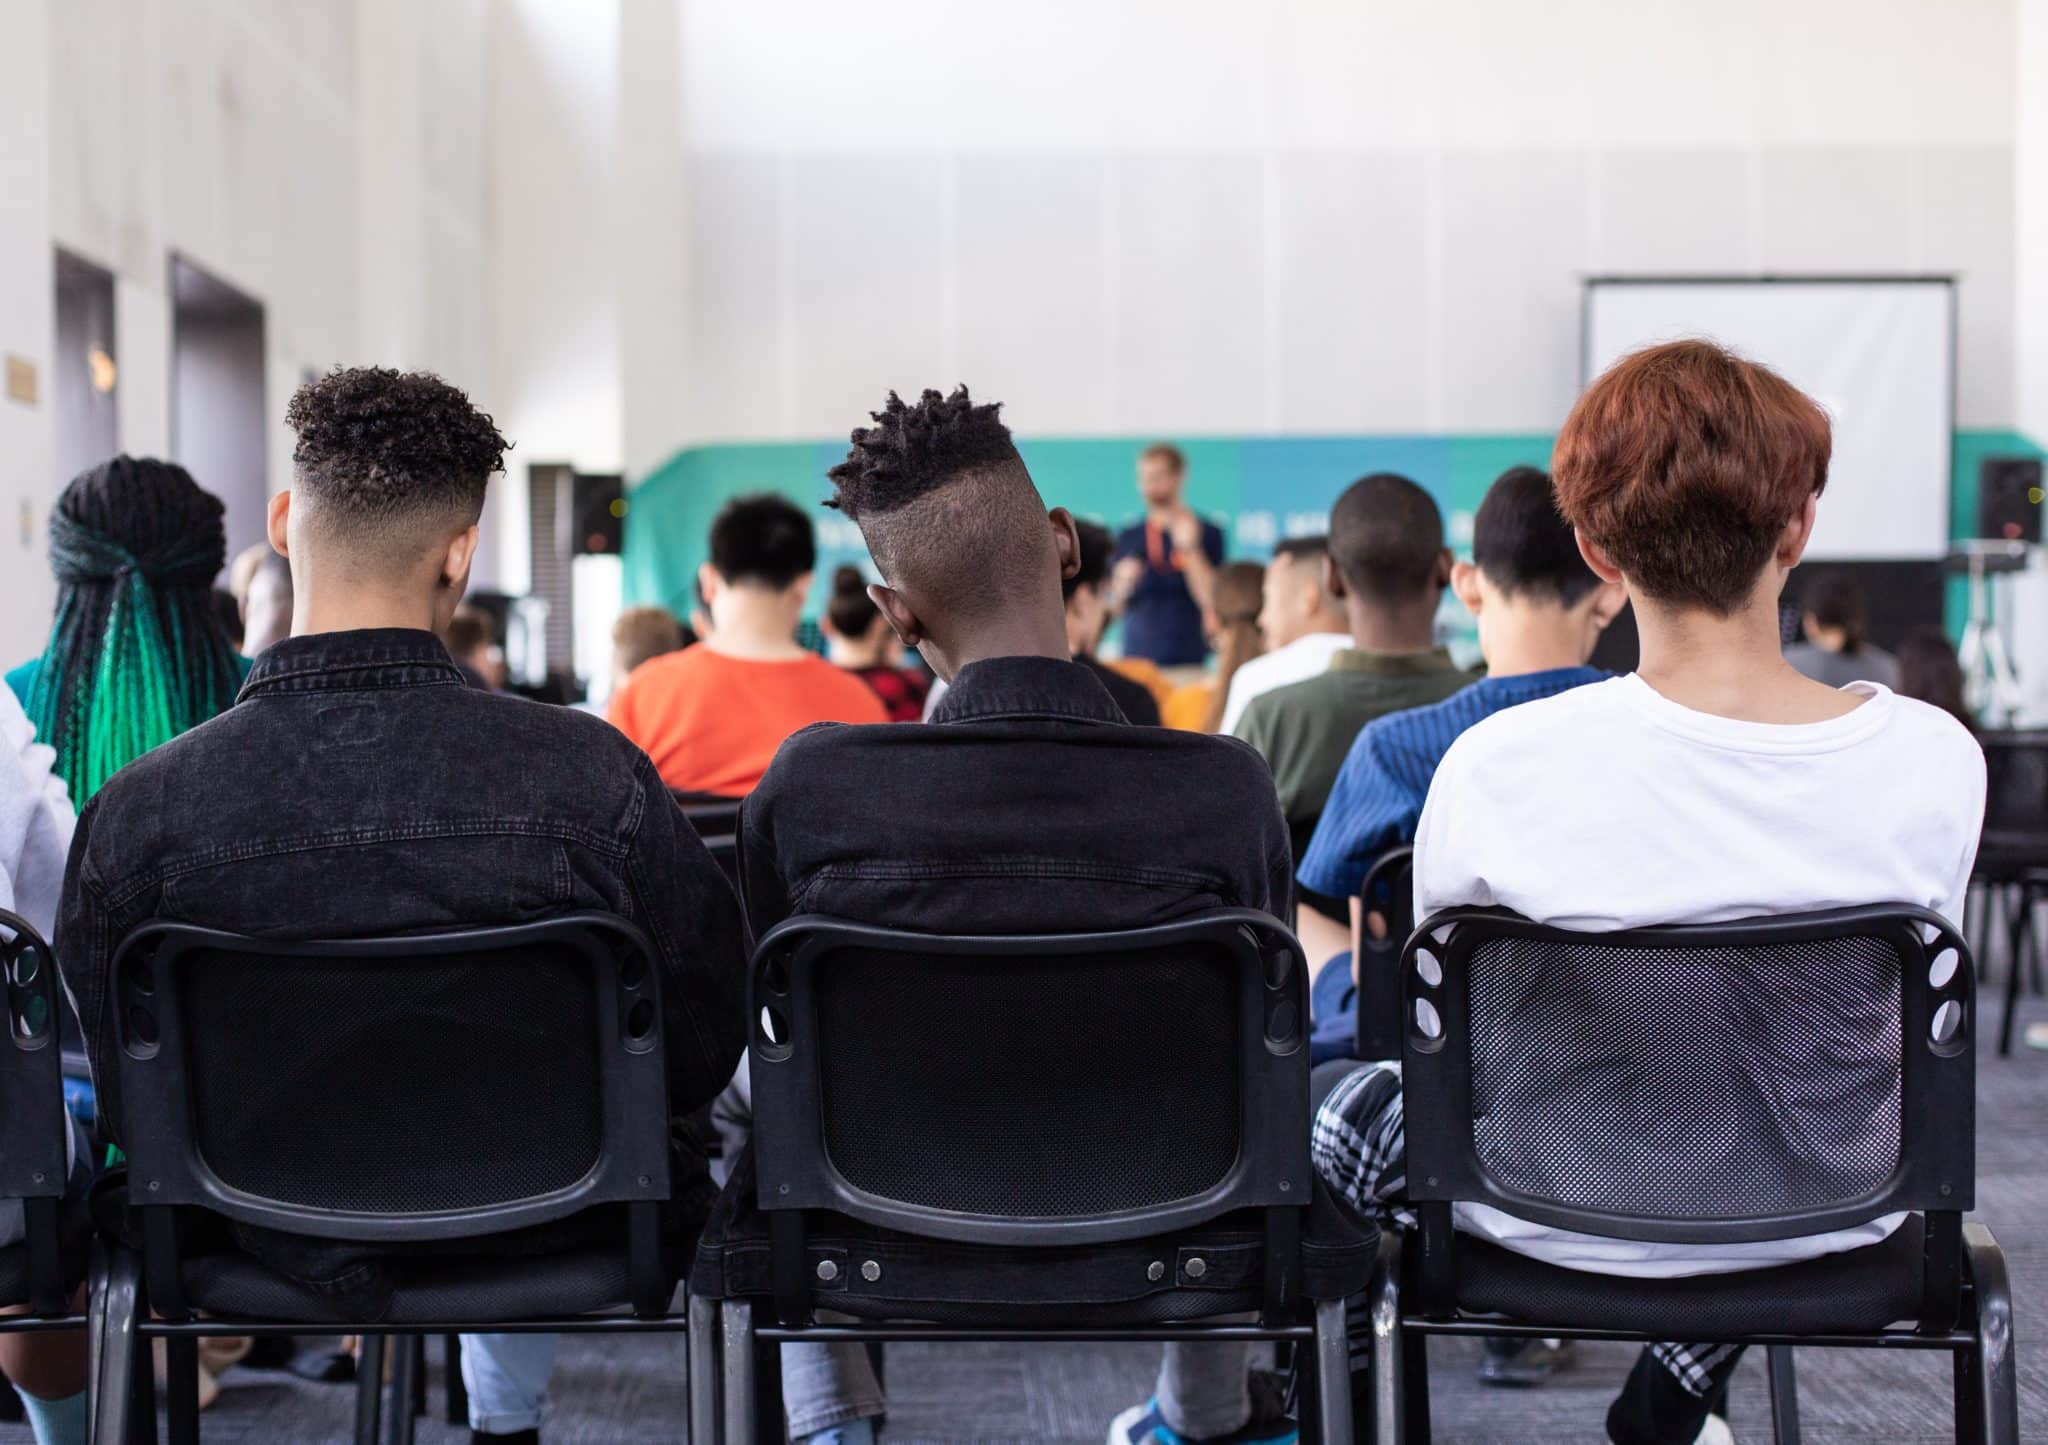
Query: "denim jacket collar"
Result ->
[[240, 628, 467, 700], [930, 655, 1127, 727]]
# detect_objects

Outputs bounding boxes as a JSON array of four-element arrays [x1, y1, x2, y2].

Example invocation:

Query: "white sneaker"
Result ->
[[1693, 1414, 1735, 1445]]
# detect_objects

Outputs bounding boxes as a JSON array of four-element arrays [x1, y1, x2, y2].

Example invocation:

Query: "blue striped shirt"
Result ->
[[1297, 666, 1608, 899]]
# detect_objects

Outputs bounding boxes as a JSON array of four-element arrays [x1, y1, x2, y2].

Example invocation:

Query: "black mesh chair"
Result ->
[[89, 913, 704, 1445], [1372, 905, 2017, 1445], [0, 911, 89, 1336], [694, 910, 1373, 1444], [1353, 846, 1415, 1062], [1975, 731, 2048, 1054]]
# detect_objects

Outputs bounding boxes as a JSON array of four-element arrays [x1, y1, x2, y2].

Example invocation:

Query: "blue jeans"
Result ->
[[460, 1333, 558, 1435]]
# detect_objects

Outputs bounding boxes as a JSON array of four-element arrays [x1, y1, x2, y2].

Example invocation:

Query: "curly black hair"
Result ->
[[285, 367, 509, 530], [826, 386, 1021, 518]]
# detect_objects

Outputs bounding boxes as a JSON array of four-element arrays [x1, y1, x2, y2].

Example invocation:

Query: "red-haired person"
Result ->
[[1309, 340, 1985, 1445]]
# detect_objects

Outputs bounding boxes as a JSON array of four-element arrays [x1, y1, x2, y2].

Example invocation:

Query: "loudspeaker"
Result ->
[[572, 473, 625, 555], [1978, 457, 2043, 544]]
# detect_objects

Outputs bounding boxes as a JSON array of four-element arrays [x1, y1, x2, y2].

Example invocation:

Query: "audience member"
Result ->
[[608, 495, 886, 796], [1896, 625, 1973, 729], [444, 605, 508, 691], [209, 587, 244, 652], [610, 605, 690, 691], [54, 367, 747, 1445], [1162, 560, 1266, 731], [1064, 521, 1164, 725], [1110, 443, 1224, 666], [1311, 339, 1985, 1445], [229, 542, 295, 655], [7, 457, 248, 802], [729, 387, 1294, 1445], [820, 564, 930, 721], [1233, 473, 1468, 964], [1785, 573, 1899, 688], [1219, 536, 1349, 735]]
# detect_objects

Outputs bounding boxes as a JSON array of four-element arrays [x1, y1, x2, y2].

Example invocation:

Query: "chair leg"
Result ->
[[2000, 885, 2026, 1056], [384, 1333, 418, 1445], [1369, 1237, 1403, 1445], [354, 1334, 386, 1445], [411, 1334, 427, 1418], [1314, 1297, 1354, 1445], [442, 1334, 466, 1425], [721, 1301, 756, 1445], [688, 1294, 720, 1445], [128, 1331, 158, 1445], [1962, 1223, 2019, 1445], [90, 1244, 141, 1445], [164, 1337, 200, 1445], [1765, 1346, 1801, 1445]]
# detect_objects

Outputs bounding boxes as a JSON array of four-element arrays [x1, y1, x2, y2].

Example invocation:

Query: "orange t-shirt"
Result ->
[[608, 644, 888, 796]]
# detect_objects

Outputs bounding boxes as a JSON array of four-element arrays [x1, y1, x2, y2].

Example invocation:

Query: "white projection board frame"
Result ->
[[1580, 275, 1957, 562]]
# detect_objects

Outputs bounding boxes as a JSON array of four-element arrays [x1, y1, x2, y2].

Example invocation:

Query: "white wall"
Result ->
[[651, 0, 2019, 454], [2019, 0, 2048, 447], [0, 0, 55, 656]]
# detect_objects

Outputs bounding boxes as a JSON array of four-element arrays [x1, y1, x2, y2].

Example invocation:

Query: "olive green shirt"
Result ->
[[1234, 648, 1472, 841]]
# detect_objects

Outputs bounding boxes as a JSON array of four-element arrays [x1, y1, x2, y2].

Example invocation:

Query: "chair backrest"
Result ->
[[1401, 905, 1973, 1306], [1354, 845, 1415, 1061], [0, 911, 74, 1314], [749, 910, 1309, 1249], [1979, 730, 2048, 845], [111, 913, 671, 1245], [671, 791, 743, 842]]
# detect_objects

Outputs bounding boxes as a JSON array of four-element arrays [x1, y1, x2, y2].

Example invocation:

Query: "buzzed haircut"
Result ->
[[1273, 535, 1329, 568], [1327, 472, 1446, 603], [1140, 442, 1186, 475], [1472, 466, 1602, 606], [827, 386, 1052, 621], [285, 367, 508, 570], [1065, 520, 1116, 602], [708, 493, 815, 589]]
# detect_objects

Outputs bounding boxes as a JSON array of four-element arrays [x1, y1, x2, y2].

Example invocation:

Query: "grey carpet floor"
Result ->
[[12, 996, 2042, 1443]]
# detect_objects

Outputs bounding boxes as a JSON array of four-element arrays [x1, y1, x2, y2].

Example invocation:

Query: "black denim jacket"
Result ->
[[738, 654, 1294, 937], [56, 629, 747, 1296]]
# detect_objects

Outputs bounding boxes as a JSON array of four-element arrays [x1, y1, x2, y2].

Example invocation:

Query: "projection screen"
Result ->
[[1582, 278, 1955, 561]]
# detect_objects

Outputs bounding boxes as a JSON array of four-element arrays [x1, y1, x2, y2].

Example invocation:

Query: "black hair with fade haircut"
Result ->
[[1328, 472, 1446, 602], [1471, 466, 1602, 606], [827, 386, 1053, 621], [285, 368, 508, 563], [708, 493, 816, 589], [1064, 519, 1116, 602]]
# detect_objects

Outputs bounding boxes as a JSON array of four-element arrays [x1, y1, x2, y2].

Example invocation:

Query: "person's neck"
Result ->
[[1634, 588, 1862, 724], [1144, 501, 1179, 527], [945, 617, 1076, 678], [704, 593, 808, 661], [1280, 613, 1349, 649], [825, 638, 884, 668], [1477, 610, 1594, 679], [1345, 598, 1439, 656], [292, 589, 442, 637]]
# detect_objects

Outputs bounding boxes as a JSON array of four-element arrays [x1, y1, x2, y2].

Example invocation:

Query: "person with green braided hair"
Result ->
[[5, 457, 251, 802]]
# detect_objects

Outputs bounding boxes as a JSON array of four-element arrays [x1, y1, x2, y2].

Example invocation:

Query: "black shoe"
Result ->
[[473, 1432, 538, 1444], [1476, 1337, 1574, 1387], [285, 1347, 357, 1384]]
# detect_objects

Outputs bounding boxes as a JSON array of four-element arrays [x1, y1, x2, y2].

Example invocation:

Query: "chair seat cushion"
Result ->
[[1445, 1215, 1928, 1334], [692, 1145, 1374, 1325], [178, 1245, 672, 1326]]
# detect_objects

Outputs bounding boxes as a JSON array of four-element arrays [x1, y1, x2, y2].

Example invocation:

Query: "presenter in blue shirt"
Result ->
[[1111, 443, 1225, 666]]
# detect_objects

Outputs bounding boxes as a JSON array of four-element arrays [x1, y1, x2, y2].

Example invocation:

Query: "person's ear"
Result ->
[[1049, 507, 1082, 586], [1449, 559, 1485, 616], [1575, 530, 1625, 585], [869, 583, 924, 650], [1777, 493, 1819, 569], [266, 490, 292, 557], [1322, 552, 1350, 601], [441, 524, 479, 594]]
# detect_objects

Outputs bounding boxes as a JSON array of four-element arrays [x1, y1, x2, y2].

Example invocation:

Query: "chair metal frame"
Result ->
[[1974, 729, 2048, 1055], [88, 913, 704, 1445], [1353, 845, 1415, 1062], [713, 910, 1354, 1444], [1373, 903, 2018, 1445]]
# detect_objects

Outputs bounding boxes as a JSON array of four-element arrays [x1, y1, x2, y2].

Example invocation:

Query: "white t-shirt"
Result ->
[[0, 686, 75, 942], [1221, 632, 1351, 736], [1414, 675, 1985, 1277]]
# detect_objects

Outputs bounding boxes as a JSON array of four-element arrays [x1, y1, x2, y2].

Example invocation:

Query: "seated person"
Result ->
[[1785, 573, 1899, 689], [55, 367, 746, 1445], [1234, 473, 1469, 965], [1162, 560, 1266, 732], [1065, 521, 1164, 724], [229, 543, 295, 656], [1220, 536, 1349, 735], [734, 387, 1295, 1445], [444, 604, 508, 690], [820, 565, 930, 721], [608, 494, 886, 795], [1311, 340, 1985, 1445], [610, 605, 690, 694]]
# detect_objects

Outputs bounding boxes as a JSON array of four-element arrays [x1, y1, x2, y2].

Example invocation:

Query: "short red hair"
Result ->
[[1551, 339, 1831, 615]]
